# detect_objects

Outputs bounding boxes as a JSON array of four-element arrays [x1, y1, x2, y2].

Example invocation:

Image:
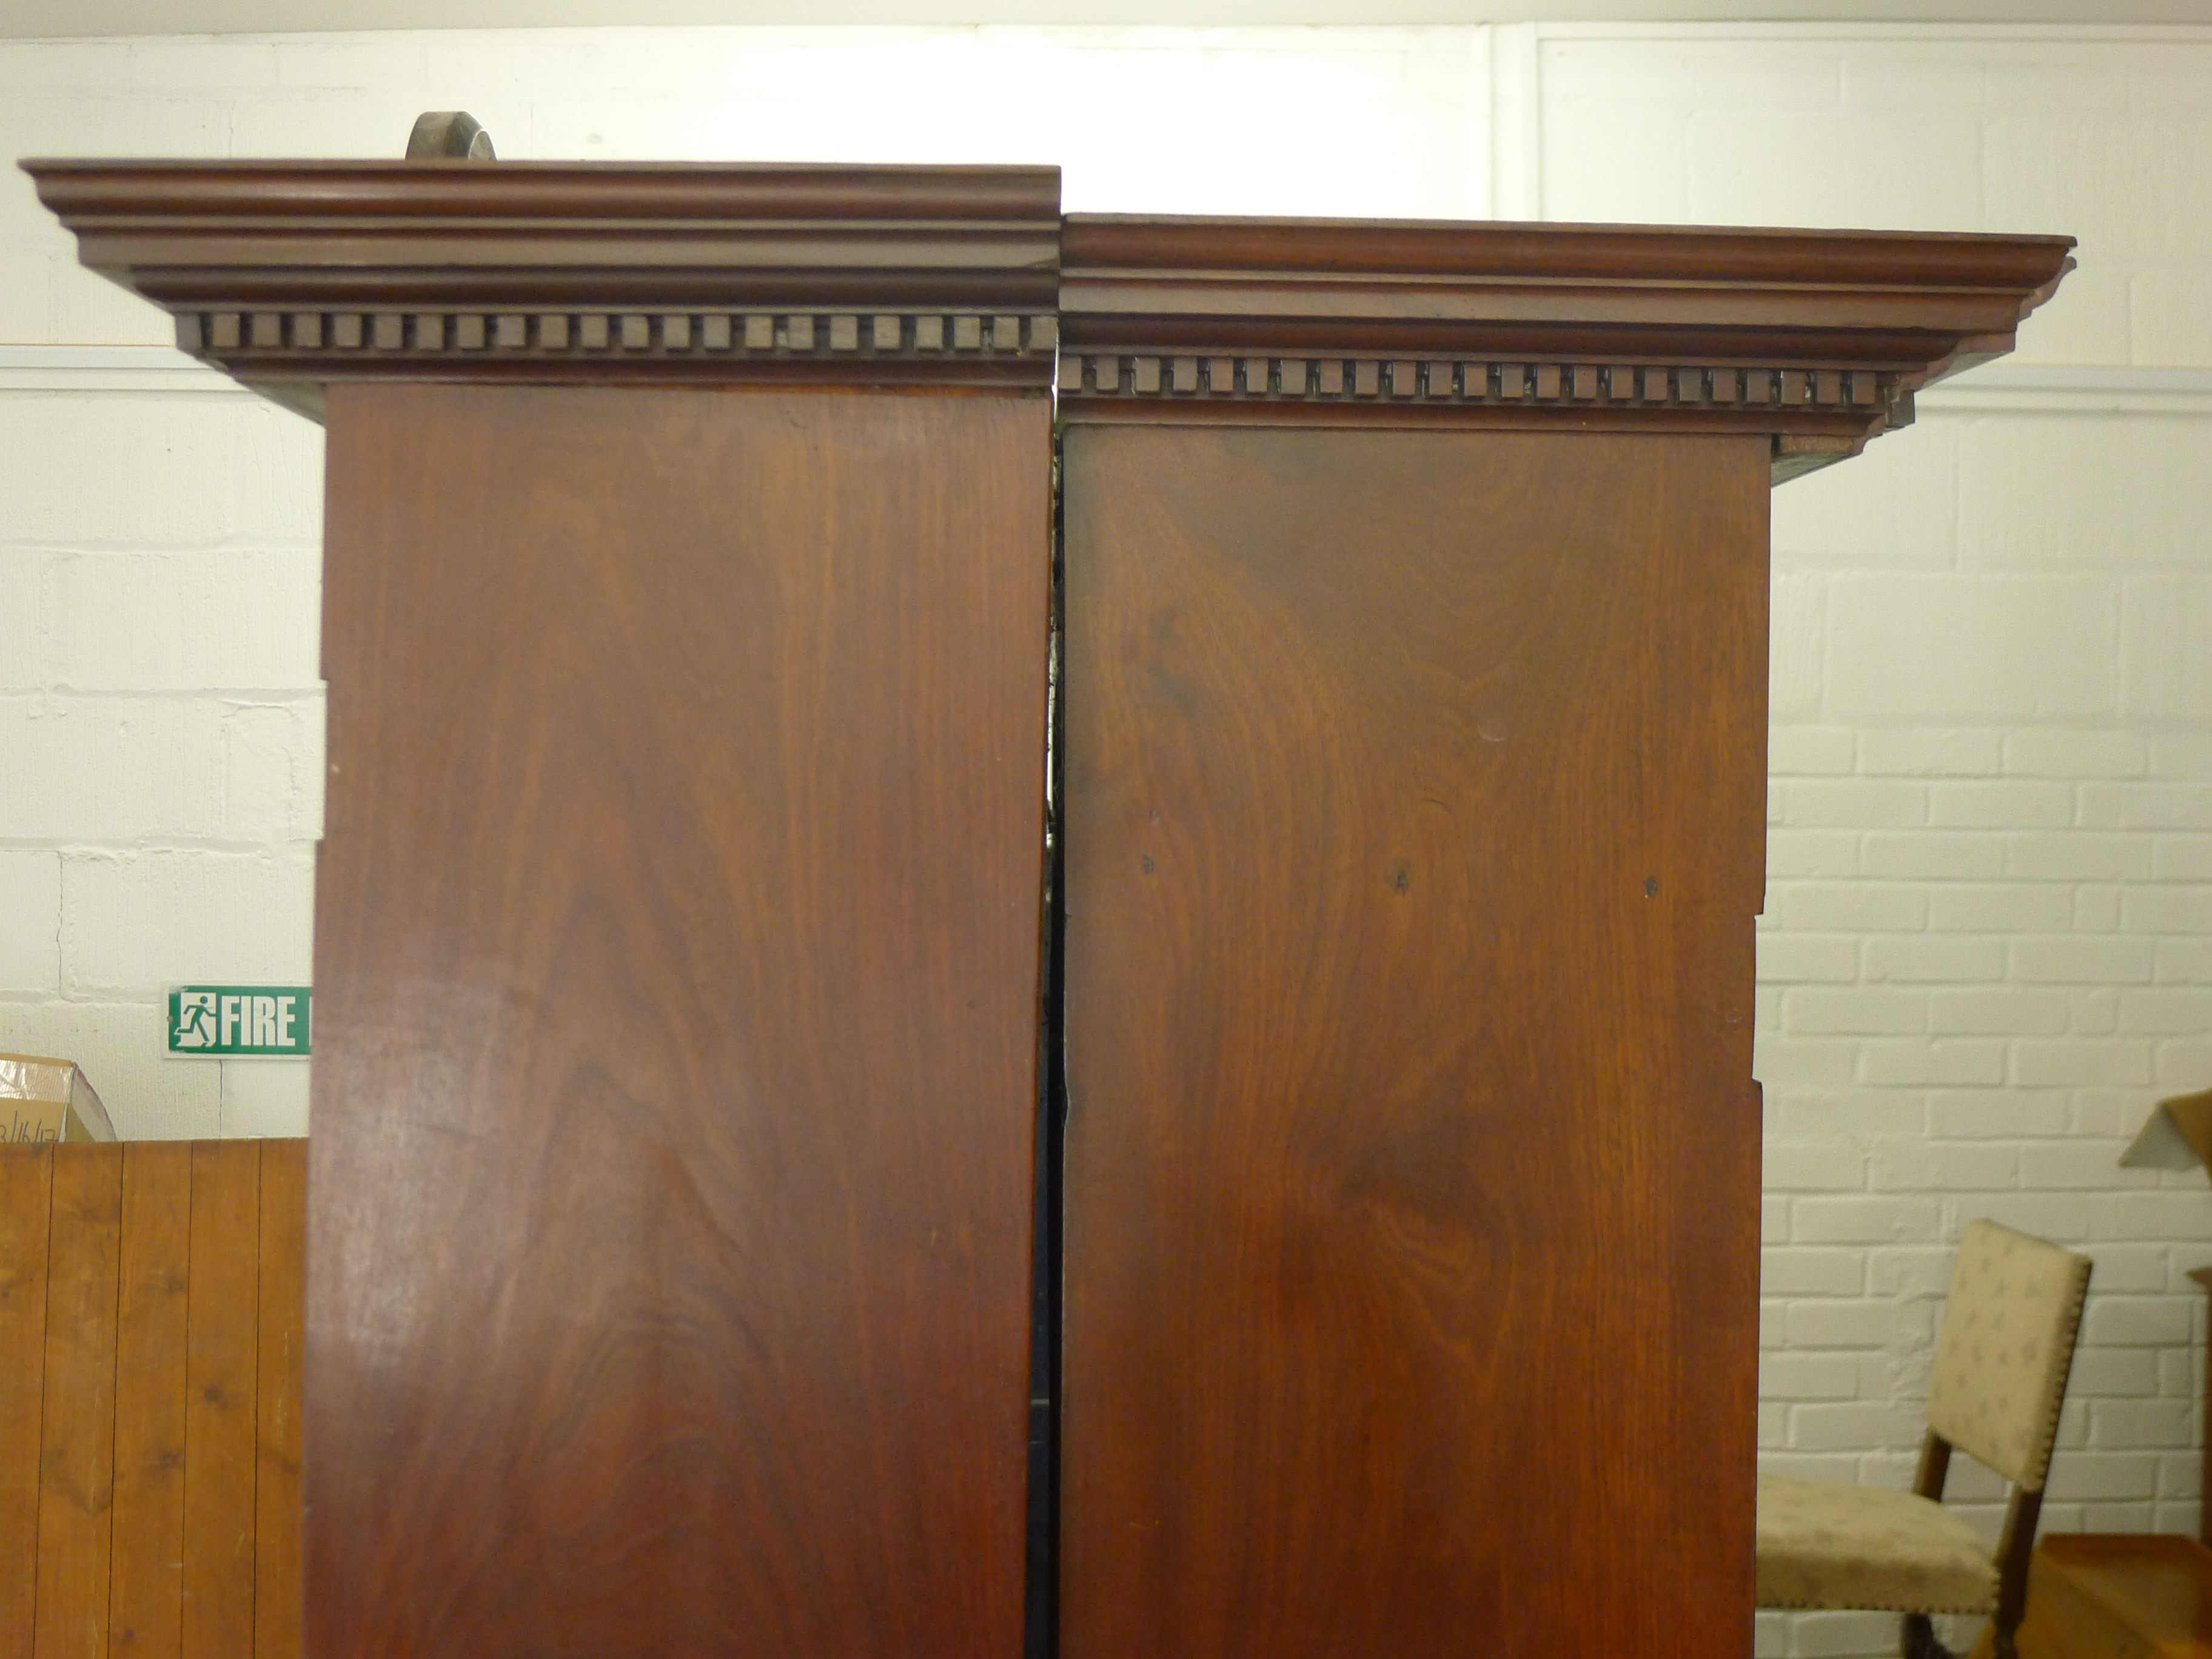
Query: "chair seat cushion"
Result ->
[[1755, 1474, 1999, 1614]]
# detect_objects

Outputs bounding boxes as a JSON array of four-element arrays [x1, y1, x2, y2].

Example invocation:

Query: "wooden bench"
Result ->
[[0, 1141, 305, 1659]]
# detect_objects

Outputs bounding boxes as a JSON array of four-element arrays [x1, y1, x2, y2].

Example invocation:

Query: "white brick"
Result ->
[[0, 696, 223, 842], [1771, 415, 1958, 568], [2122, 886, 2212, 936], [1958, 1193, 2094, 1240], [1783, 987, 1927, 1036], [1988, 109, 2212, 264], [2154, 938, 2212, 985], [1928, 988, 2069, 1037], [2082, 1244, 2172, 1294], [1964, 417, 2212, 568], [1768, 726, 1855, 776], [2079, 783, 2212, 831], [2071, 1347, 2160, 1396], [2020, 1141, 2156, 1190], [1861, 936, 2002, 984], [1927, 780, 2075, 830], [52, 551, 320, 692], [1784, 1299, 1897, 1351], [2159, 1352, 2197, 1401], [2152, 836, 2212, 880], [0, 549, 46, 688], [2120, 989, 2212, 1034], [220, 1059, 309, 1138], [2091, 1399, 2194, 1448], [1858, 1039, 2005, 1088], [0, 241, 59, 344], [0, 395, 237, 545], [1866, 1245, 1954, 1298], [1764, 1142, 1866, 1191], [0, 392, 322, 548], [1780, 779, 1928, 830], [1762, 1352, 1861, 1399], [223, 703, 300, 844], [2094, 1192, 2212, 1242], [1765, 830, 1858, 879], [1790, 1611, 1910, 1658], [1764, 1197, 1791, 1248], [1869, 1140, 2017, 1190], [1757, 934, 1858, 984], [1858, 730, 2003, 779], [1792, 1196, 1942, 1244], [1774, 1092, 1927, 1139], [1538, 69, 1692, 227], [2004, 730, 2148, 779], [1768, 573, 1824, 720], [2008, 935, 2155, 985], [2130, 579, 2212, 723], [1789, 1401, 1921, 1451], [1775, 882, 1928, 933], [2153, 734, 2212, 781], [0, 999, 217, 1139], [0, 850, 62, 996], [2011, 1039, 2153, 1088], [2131, 267, 2212, 366], [2071, 990, 2122, 1037], [61, 851, 313, 997], [1929, 884, 2072, 933], [1754, 1038, 1860, 1090], [2154, 1039, 2212, 1086], [1758, 1404, 1790, 1455], [1859, 833, 2003, 880], [1828, 575, 2117, 721], [2007, 833, 2151, 882], [1762, 1247, 1865, 1297], [1929, 1088, 2068, 1139], [2086, 1295, 2192, 1347]]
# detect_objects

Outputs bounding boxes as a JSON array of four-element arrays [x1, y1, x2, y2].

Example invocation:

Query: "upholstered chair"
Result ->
[[1755, 1219, 2093, 1659]]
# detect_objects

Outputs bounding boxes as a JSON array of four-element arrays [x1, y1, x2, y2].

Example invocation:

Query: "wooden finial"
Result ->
[[406, 112, 495, 161]]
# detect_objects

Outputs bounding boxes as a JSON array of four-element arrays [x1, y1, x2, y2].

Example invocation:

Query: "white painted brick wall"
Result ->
[[1, 26, 2210, 1657], [1538, 24, 2212, 1655]]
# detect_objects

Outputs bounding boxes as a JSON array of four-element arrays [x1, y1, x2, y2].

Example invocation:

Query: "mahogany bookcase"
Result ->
[[29, 155, 2070, 1659]]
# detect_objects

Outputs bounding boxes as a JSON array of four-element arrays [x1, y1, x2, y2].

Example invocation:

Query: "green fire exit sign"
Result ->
[[167, 986, 312, 1057]]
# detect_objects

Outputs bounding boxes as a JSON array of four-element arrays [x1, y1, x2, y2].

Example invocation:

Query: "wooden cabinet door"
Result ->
[[1059, 424, 1768, 1659], [308, 384, 1052, 1659]]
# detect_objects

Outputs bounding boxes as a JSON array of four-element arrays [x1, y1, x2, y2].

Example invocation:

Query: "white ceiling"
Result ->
[[7, 0, 2212, 37]]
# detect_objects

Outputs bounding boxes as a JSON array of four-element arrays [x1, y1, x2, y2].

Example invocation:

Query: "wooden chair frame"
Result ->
[[1900, 1430, 2046, 1659]]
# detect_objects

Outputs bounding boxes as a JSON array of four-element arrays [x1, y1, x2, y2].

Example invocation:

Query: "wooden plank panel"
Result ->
[[307, 385, 1050, 1659], [1060, 427, 1769, 1659], [252, 1142, 306, 1659], [181, 1141, 258, 1659], [109, 1143, 193, 1659], [33, 1144, 124, 1659], [0, 1149, 55, 1659]]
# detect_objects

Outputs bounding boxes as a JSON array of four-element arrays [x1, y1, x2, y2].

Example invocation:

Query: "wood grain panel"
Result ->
[[0, 1148, 55, 1659], [252, 1142, 305, 1659], [308, 384, 1051, 1659], [1059, 426, 1769, 1659], [181, 1142, 258, 1659], [109, 1144, 193, 1659], [34, 1145, 123, 1659]]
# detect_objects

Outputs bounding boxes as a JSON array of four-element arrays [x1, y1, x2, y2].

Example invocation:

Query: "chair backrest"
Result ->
[[1925, 1218, 2093, 1491]]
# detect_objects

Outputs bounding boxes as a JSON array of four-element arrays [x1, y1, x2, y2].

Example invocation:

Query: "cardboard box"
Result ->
[[0, 1052, 117, 1144]]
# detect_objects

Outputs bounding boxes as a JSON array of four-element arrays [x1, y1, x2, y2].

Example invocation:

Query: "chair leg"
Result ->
[[1902, 1612, 1957, 1659]]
